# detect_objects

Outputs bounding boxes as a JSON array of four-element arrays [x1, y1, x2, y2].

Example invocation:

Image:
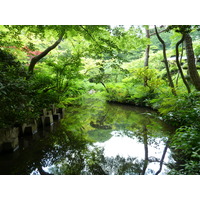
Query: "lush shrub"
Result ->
[[0, 49, 37, 127], [106, 83, 129, 103], [105, 66, 164, 106], [0, 50, 60, 127], [150, 92, 200, 126], [168, 126, 200, 175]]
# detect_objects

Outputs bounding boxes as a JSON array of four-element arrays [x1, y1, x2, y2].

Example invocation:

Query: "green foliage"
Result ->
[[0, 49, 36, 127], [0, 46, 85, 128], [167, 25, 194, 34], [150, 31, 173, 51], [168, 126, 200, 175], [105, 65, 165, 106], [152, 92, 200, 126], [106, 83, 129, 103], [29, 74, 59, 109], [193, 40, 200, 58], [172, 126, 200, 157]]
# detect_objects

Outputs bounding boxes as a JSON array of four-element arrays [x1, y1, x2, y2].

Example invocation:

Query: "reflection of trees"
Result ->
[[47, 140, 169, 175], [142, 125, 149, 175], [48, 148, 142, 175], [101, 156, 143, 175], [55, 102, 172, 175], [0, 100, 172, 175], [48, 147, 108, 175], [107, 111, 170, 175], [136, 124, 169, 175], [90, 121, 112, 129], [90, 108, 112, 130], [0, 121, 93, 174], [87, 129, 112, 143], [155, 142, 169, 175]]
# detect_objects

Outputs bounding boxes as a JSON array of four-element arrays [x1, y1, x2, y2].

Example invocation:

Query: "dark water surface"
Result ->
[[0, 98, 176, 175]]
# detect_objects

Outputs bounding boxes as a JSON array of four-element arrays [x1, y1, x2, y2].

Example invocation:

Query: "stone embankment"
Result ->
[[0, 105, 65, 153]]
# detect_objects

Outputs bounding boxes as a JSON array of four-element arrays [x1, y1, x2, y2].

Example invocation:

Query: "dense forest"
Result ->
[[0, 25, 200, 175]]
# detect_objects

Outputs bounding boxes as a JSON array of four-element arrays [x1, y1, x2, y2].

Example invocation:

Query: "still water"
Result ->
[[0, 98, 175, 175]]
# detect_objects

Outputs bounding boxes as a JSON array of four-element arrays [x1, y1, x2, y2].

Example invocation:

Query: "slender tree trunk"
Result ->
[[185, 33, 200, 91], [142, 126, 148, 175], [100, 81, 109, 93], [144, 26, 150, 87], [144, 26, 150, 67], [175, 34, 191, 93], [176, 42, 184, 86], [28, 31, 65, 74], [155, 142, 168, 175], [154, 26, 177, 96]]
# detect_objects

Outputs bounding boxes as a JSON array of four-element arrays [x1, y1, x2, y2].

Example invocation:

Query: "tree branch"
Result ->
[[150, 28, 167, 36], [79, 25, 118, 52], [28, 30, 65, 74], [79, 25, 101, 48]]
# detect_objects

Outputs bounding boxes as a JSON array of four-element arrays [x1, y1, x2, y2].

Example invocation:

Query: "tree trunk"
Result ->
[[175, 34, 191, 93], [185, 33, 200, 91], [100, 81, 109, 93], [28, 31, 65, 74], [144, 26, 150, 67], [144, 26, 150, 87], [176, 42, 184, 86], [154, 26, 176, 96]]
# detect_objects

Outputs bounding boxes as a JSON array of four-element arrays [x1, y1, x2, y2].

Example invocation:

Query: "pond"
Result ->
[[0, 98, 176, 175]]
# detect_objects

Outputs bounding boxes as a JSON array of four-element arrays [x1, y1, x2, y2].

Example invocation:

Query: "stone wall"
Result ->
[[0, 105, 65, 153], [0, 127, 19, 153]]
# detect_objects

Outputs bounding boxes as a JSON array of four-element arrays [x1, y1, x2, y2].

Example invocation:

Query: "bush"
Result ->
[[0, 49, 36, 127], [106, 83, 129, 103], [0, 50, 58, 127], [168, 126, 200, 175], [152, 92, 200, 126]]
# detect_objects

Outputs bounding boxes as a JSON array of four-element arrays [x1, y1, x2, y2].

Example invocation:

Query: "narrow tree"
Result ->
[[175, 34, 191, 93], [144, 25, 150, 87], [176, 42, 184, 86], [154, 26, 176, 96], [185, 33, 200, 91], [144, 26, 150, 67]]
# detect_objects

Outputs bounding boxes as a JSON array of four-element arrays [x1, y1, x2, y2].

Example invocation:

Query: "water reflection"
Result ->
[[94, 131, 171, 175], [0, 99, 175, 175], [39, 100, 174, 175]]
